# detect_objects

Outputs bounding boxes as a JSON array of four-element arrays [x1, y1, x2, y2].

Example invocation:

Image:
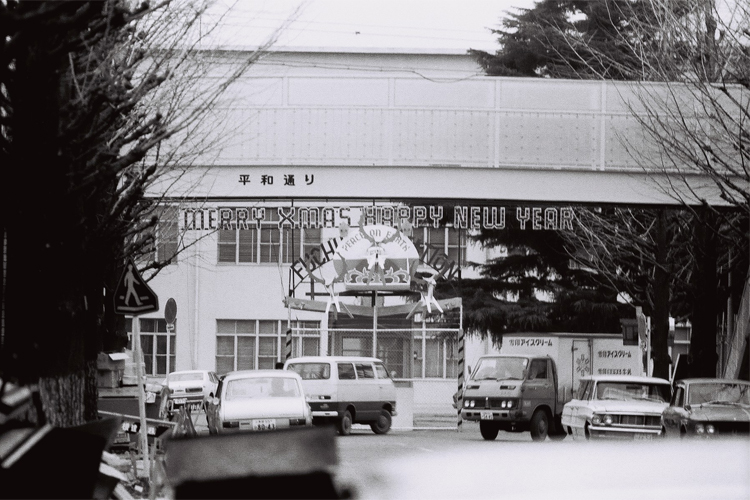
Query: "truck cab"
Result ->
[[460, 354, 563, 441]]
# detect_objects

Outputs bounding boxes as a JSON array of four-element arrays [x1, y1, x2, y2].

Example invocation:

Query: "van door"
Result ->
[[354, 362, 380, 420], [336, 361, 358, 411]]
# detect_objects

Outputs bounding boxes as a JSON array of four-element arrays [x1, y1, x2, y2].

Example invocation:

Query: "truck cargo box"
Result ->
[[500, 332, 643, 409]]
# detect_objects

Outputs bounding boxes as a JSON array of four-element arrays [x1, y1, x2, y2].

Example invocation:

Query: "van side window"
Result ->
[[355, 363, 375, 379], [287, 362, 330, 380], [338, 363, 356, 380], [374, 363, 389, 379]]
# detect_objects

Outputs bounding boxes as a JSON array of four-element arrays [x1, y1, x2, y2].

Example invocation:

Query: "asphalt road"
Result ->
[[333, 422, 527, 497], [332, 424, 750, 500], [177, 413, 749, 500]]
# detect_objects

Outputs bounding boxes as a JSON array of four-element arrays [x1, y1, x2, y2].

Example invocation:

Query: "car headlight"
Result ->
[[506, 400, 514, 408], [501, 401, 507, 408], [470, 400, 476, 408], [603, 415, 613, 426], [706, 424, 716, 434], [695, 424, 705, 434]]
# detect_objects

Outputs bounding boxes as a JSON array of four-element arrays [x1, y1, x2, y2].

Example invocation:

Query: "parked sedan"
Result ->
[[562, 375, 672, 440], [164, 369, 219, 413], [661, 378, 750, 438], [206, 370, 312, 434]]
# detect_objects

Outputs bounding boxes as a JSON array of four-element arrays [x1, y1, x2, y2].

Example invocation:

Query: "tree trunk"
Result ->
[[651, 209, 671, 379], [689, 210, 719, 377], [1, 14, 100, 427]]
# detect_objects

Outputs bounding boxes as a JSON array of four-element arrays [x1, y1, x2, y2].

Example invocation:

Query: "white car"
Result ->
[[164, 369, 219, 413], [561, 375, 672, 440], [206, 370, 312, 434]]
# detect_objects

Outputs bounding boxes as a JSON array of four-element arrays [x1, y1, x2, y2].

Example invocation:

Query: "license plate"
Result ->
[[173, 398, 187, 404], [634, 433, 653, 441], [480, 411, 494, 420], [187, 402, 203, 411], [252, 419, 276, 431]]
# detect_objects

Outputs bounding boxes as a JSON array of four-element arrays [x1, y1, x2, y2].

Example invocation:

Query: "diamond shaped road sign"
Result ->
[[114, 258, 159, 315]]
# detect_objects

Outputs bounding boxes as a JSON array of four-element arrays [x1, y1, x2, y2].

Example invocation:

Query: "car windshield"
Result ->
[[287, 362, 331, 380], [595, 382, 670, 402], [688, 383, 750, 406], [471, 357, 527, 381], [169, 372, 204, 382], [224, 377, 301, 400]]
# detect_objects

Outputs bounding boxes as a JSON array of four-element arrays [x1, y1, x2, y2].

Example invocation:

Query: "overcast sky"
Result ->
[[203, 0, 540, 51]]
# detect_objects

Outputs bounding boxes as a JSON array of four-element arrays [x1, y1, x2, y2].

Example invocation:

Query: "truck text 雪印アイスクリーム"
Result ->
[[459, 333, 643, 441]]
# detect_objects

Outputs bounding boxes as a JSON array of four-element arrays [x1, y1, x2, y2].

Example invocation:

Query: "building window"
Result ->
[[216, 320, 255, 374], [216, 319, 285, 373], [376, 333, 411, 378], [342, 337, 367, 357], [141, 206, 180, 265], [258, 320, 278, 369], [126, 318, 175, 376], [290, 321, 321, 358], [218, 212, 319, 265], [418, 227, 466, 269]]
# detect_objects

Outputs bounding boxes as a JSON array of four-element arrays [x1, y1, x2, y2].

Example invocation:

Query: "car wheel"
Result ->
[[370, 409, 392, 435], [479, 421, 499, 440], [529, 410, 549, 441], [338, 410, 353, 436]]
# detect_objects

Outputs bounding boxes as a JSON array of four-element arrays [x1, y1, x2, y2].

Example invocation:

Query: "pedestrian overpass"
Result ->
[[153, 48, 741, 207]]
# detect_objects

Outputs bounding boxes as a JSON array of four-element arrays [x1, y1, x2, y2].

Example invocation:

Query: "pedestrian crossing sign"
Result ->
[[114, 258, 159, 315]]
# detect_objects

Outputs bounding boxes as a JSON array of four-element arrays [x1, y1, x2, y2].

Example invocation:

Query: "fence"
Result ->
[[287, 326, 462, 428]]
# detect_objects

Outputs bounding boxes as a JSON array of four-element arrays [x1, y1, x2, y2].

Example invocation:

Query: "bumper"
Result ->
[[588, 425, 662, 440], [461, 409, 523, 422], [312, 410, 340, 418], [309, 402, 398, 418]]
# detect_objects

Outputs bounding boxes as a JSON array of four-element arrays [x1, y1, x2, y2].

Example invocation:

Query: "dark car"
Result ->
[[661, 378, 750, 438]]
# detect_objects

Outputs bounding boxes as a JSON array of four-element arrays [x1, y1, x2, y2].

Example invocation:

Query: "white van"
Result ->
[[284, 356, 397, 435]]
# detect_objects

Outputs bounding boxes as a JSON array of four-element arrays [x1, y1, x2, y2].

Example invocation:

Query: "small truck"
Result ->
[[459, 332, 643, 441]]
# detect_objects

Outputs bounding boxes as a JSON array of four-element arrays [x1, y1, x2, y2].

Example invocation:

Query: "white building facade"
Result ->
[[133, 47, 727, 421]]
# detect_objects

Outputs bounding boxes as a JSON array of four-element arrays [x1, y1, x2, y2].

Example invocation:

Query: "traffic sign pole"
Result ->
[[114, 259, 160, 484], [132, 317, 150, 480]]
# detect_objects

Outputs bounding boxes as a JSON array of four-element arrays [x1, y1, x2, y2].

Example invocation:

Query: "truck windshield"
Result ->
[[471, 357, 527, 380]]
